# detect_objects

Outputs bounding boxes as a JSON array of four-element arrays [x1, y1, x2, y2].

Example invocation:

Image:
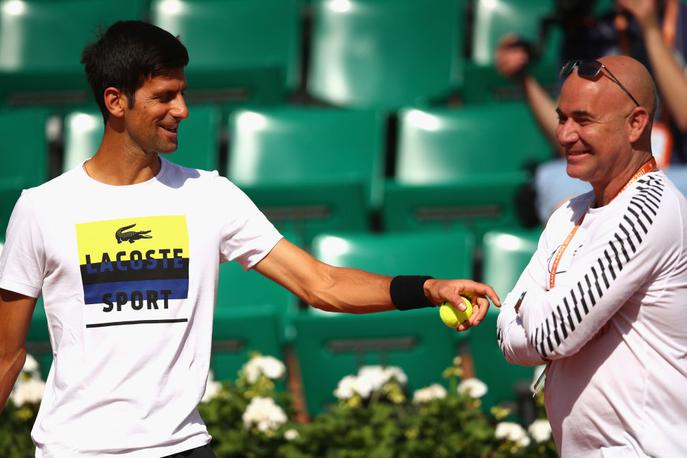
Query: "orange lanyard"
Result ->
[[548, 158, 658, 289]]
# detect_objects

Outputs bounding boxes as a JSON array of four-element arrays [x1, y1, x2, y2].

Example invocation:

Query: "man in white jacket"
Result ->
[[497, 55, 687, 457]]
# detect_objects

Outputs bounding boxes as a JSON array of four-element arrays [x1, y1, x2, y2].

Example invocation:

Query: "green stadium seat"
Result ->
[[311, 230, 473, 280], [62, 109, 103, 171], [0, 108, 50, 234], [216, 232, 303, 343], [151, 0, 300, 105], [63, 105, 221, 172], [382, 102, 553, 240], [469, 228, 542, 411], [308, 0, 465, 109], [482, 228, 541, 299], [463, 0, 561, 103], [227, 107, 385, 243], [211, 305, 284, 382], [0, 0, 147, 107], [294, 229, 474, 416]]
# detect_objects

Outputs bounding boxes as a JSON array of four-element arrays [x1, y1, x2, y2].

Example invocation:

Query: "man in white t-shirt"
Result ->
[[0, 21, 499, 458], [497, 55, 687, 456]]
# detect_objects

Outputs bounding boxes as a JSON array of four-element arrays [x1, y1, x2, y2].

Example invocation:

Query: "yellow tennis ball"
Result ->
[[439, 296, 473, 328]]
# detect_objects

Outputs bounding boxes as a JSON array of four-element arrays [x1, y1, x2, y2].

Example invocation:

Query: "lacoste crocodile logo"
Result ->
[[115, 224, 152, 244]]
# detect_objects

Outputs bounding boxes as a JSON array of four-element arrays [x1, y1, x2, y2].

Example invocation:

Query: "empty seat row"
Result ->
[[18, 227, 542, 417], [0, 103, 553, 239], [0, 0, 570, 109]]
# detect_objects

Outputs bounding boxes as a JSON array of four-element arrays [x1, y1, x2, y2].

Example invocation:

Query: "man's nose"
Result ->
[[171, 94, 189, 120], [556, 120, 578, 147]]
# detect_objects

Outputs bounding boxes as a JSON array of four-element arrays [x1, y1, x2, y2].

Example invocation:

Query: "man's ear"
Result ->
[[627, 106, 650, 143], [103, 87, 128, 119]]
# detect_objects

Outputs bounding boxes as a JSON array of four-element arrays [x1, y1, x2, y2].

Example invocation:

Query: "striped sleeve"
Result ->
[[518, 175, 668, 360]]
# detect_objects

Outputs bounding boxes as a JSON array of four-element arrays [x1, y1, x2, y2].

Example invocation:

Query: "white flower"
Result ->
[[528, 419, 552, 443], [495, 422, 531, 447], [242, 396, 287, 432], [11, 378, 45, 406], [358, 365, 407, 388], [381, 366, 407, 385], [412, 384, 447, 404], [201, 371, 222, 403], [334, 375, 358, 400], [284, 428, 299, 441], [333, 365, 407, 400], [457, 378, 488, 398], [22, 354, 40, 374], [243, 355, 286, 384]]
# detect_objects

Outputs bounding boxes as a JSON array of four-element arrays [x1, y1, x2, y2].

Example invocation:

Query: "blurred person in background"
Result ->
[[495, 0, 687, 222]]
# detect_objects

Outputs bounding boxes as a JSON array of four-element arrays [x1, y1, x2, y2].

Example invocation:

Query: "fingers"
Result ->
[[495, 34, 530, 79], [459, 280, 501, 308], [455, 296, 490, 332], [471, 296, 490, 325]]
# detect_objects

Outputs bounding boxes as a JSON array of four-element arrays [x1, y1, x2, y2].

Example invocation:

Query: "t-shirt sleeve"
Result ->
[[0, 190, 45, 298], [216, 178, 282, 270]]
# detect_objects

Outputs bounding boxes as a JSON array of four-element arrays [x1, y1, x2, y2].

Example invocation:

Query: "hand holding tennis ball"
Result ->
[[439, 296, 473, 328]]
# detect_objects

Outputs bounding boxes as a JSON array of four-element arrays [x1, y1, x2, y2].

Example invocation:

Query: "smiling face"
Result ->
[[556, 72, 635, 189], [122, 68, 188, 155]]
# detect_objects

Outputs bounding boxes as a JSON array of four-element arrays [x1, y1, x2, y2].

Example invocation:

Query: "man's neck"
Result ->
[[85, 143, 161, 187], [592, 154, 655, 207]]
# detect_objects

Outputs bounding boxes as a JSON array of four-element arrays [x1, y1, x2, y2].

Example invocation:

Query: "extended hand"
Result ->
[[423, 279, 500, 331], [616, 0, 660, 30], [495, 34, 531, 80]]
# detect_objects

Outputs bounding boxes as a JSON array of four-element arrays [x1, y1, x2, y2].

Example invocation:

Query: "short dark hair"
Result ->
[[81, 20, 189, 120]]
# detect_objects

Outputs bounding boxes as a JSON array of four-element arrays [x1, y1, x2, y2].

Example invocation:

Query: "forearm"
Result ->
[[0, 290, 37, 410], [303, 265, 395, 314], [0, 347, 26, 410], [642, 23, 687, 130], [497, 296, 546, 366], [521, 75, 561, 154]]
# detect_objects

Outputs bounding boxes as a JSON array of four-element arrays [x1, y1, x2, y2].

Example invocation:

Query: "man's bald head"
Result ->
[[597, 55, 657, 120]]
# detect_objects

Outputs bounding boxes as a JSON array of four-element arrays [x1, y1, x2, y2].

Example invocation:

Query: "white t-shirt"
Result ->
[[497, 171, 687, 457], [0, 158, 282, 457]]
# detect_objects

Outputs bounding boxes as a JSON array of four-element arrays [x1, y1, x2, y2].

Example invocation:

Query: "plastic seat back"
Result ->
[[227, 107, 385, 242], [0, 0, 147, 106], [308, 0, 465, 109], [395, 103, 552, 183], [383, 103, 552, 238], [0, 108, 50, 233], [151, 0, 301, 105]]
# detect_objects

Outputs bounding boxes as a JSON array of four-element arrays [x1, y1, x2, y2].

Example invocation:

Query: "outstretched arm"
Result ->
[[254, 239, 500, 330], [0, 289, 37, 410], [495, 34, 562, 153], [618, 0, 687, 130]]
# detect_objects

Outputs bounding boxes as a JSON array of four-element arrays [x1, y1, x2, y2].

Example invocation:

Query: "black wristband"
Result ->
[[390, 275, 435, 311]]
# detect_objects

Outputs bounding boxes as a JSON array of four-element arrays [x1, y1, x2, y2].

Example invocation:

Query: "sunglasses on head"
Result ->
[[560, 59, 640, 107]]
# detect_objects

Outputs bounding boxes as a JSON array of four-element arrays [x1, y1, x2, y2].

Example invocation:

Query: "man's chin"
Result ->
[[565, 164, 590, 181], [156, 144, 179, 154]]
